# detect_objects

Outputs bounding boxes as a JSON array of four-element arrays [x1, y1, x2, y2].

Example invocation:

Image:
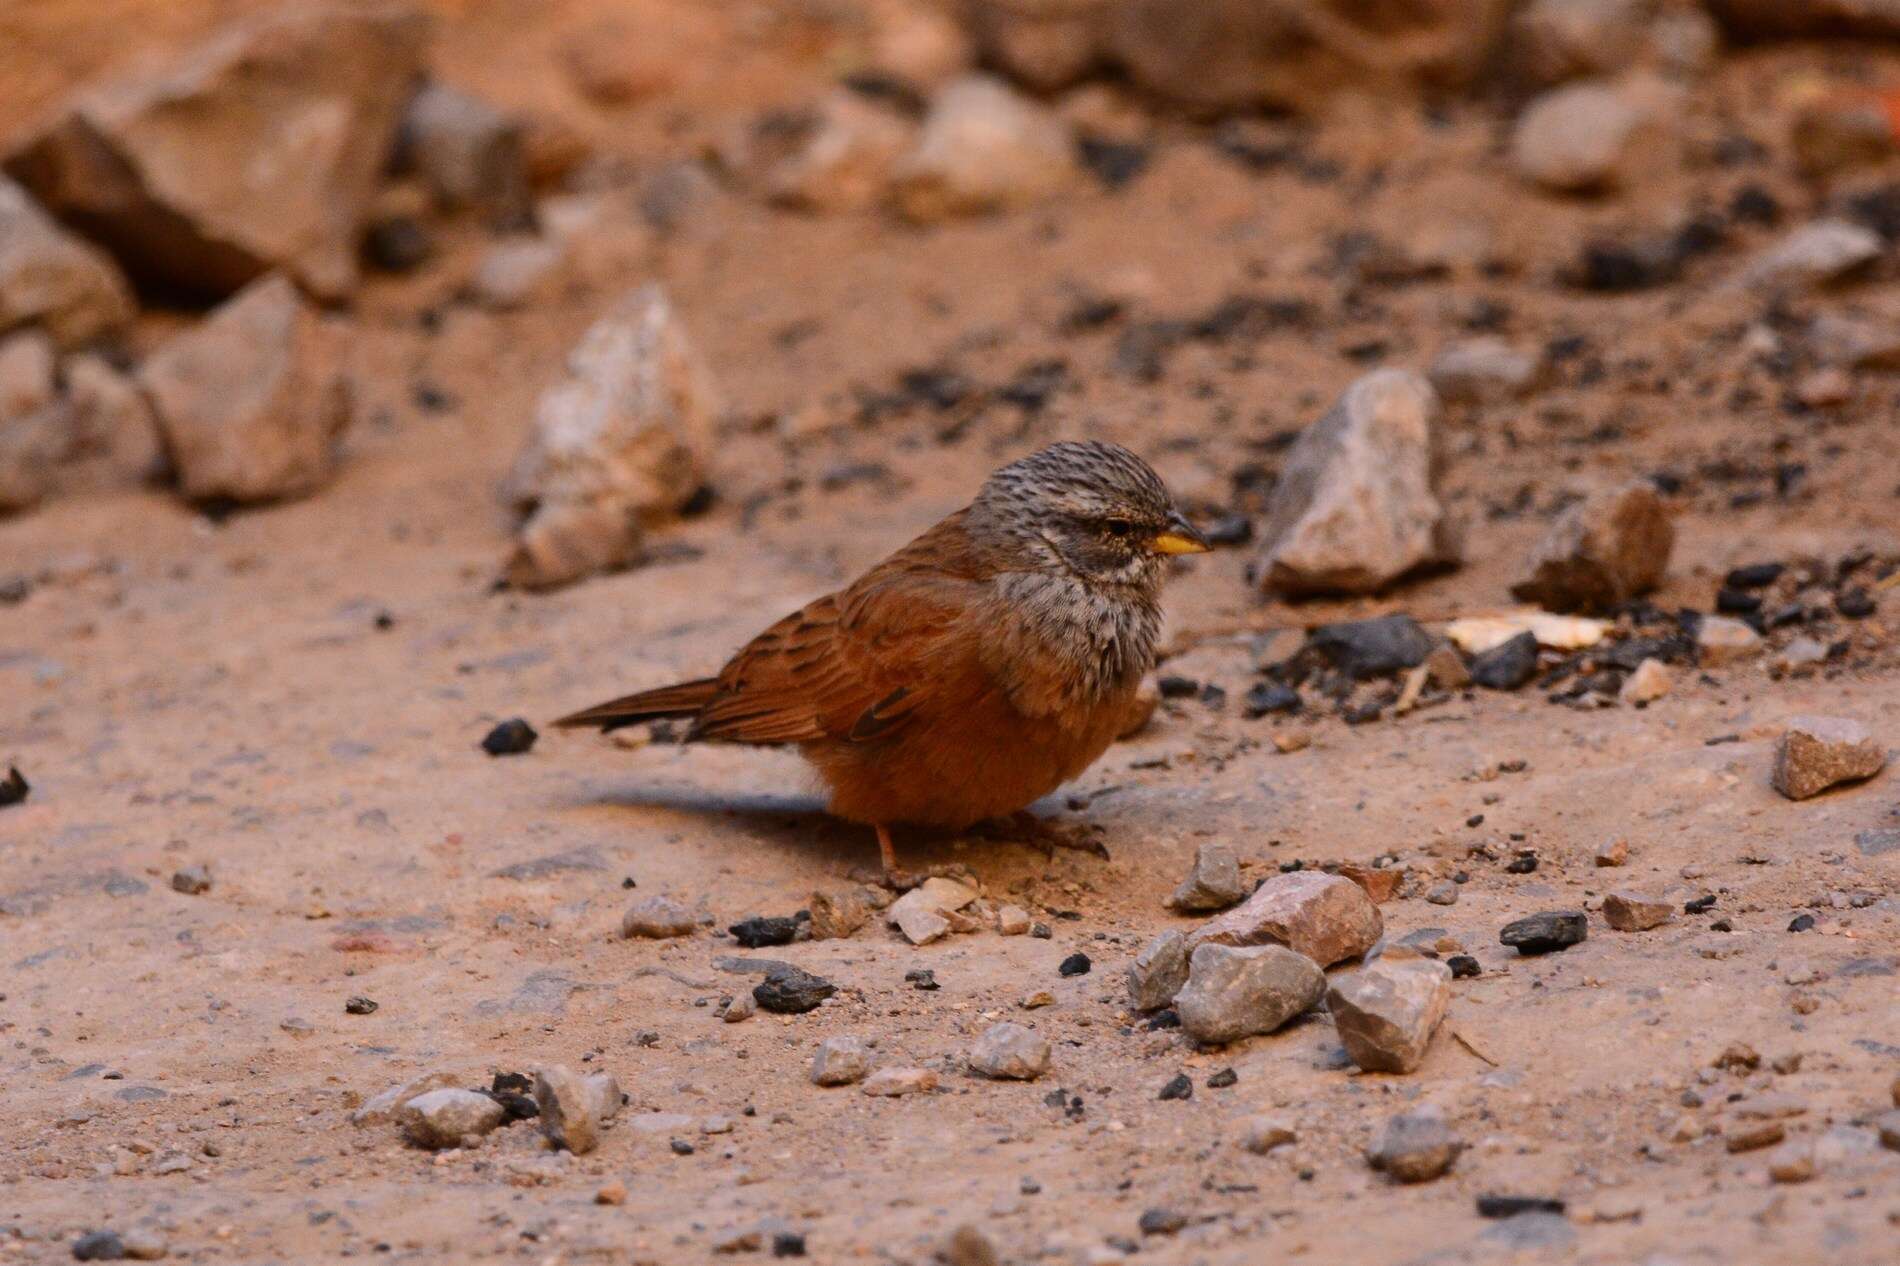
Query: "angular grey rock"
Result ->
[[1367, 1106, 1464, 1182], [1696, 614, 1762, 665], [1510, 78, 1674, 192], [1327, 958, 1452, 1073], [1742, 219, 1883, 293], [398, 1088, 506, 1149], [1126, 929, 1189, 1012], [0, 175, 134, 348], [886, 876, 979, 946], [1173, 942, 1325, 1045], [1511, 480, 1673, 613], [1603, 889, 1673, 931], [620, 895, 696, 939], [1189, 870, 1382, 967], [968, 1021, 1052, 1080], [582, 1072, 623, 1123], [4, 2, 428, 299], [1167, 841, 1248, 912], [1428, 337, 1543, 405], [893, 75, 1076, 222], [810, 1035, 873, 1086], [397, 81, 531, 225], [1772, 716, 1887, 800], [503, 285, 718, 589], [138, 274, 352, 503], [1250, 369, 1461, 596], [352, 1070, 461, 1126], [534, 1064, 599, 1154]]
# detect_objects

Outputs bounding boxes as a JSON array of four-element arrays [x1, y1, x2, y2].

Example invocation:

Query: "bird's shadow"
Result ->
[[557, 779, 1062, 876]]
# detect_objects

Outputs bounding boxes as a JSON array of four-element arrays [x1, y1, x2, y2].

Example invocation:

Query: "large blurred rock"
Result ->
[[1249, 368, 1461, 596], [0, 331, 65, 510], [1511, 77, 1678, 193], [1707, 0, 1900, 37], [139, 275, 352, 503], [3, 2, 429, 300], [59, 353, 164, 490], [1512, 480, 1673, 614], [893, 76, 1077, 222], [1106, 0, 1515, 113], [0, 176, 135, 349], [395, 82, 531, 227], [969, 0, 1106, 92], [1510, 0, 1657, 86], [504, 286, 718, 589], [766, 91, 917, 214]]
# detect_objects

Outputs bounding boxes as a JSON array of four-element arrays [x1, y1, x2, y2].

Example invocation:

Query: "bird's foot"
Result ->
[[977, 812, 1111, 862]]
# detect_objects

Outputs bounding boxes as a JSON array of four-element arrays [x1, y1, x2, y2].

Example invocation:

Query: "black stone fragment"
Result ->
[[1716, 587, 1760, 615], [904, 968, 939, 991], [670, 1138, 694, 1155], [1788, 913, 1816, 933], [1477, 1195, 1566, 1219], [1157, 1073, 1192, 1101], [487, 1082, 539, 1121], [1504, 853, 1538, 875], [1138, 1208, 1186, 1235], [1157, 675, 1199, 698], [0, 765, 28, 807], [1471, 632, 1539, 690], [1143, 1009, 1180, 1030], [480, 718, 537, 756], [363, 216, 434, 272], [1685, 894, 1716, 914], [1243, 682, 1302, 718], [1725, 562, 1783, 589], [1306, 615, 1434, 680], [72, 1231, 125, 1261], [1077, 134, 1150, 190], [1202, 514, 1253, 547], [1499, 911, 1587, 955], [1206, 1067, 1238, 1089], [728, 916, 802, 949], [1448, 955, 1481, 979], [1058, 952, 1091, 977], [752, 966, 836, 1014], [771, 1232, 807, 1258], [345, 996, 378, 1015], [1837, 588, 1876, 619]]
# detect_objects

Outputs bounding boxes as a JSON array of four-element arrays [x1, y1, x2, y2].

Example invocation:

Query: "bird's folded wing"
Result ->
[[685, 569, 983, 745]]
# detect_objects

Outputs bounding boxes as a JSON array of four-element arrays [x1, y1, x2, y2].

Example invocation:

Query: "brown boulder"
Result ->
[[1772, 717, 1887, 801], [1511, 480, 1673, 614], [139, 274, 352, 503], [0, 175, 135, 348], [1188, 870, 1382, 967], [4, 2, 429, 300]]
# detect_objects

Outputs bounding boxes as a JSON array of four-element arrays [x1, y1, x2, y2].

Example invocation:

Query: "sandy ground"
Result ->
[[3, 2, 1900, 1263]]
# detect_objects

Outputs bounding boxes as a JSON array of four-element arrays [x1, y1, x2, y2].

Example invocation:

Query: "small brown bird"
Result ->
[[555, 441, 1209, 874]]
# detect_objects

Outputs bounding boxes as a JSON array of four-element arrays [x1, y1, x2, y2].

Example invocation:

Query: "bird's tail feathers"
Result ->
[[552, 678, 718, 732]]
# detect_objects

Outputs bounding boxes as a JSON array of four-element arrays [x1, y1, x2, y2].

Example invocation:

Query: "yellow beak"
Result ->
[[1151, 513, 1211, 556]]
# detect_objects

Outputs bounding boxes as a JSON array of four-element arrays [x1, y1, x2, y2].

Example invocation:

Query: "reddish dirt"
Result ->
[[2, 3, 1898, 1263]]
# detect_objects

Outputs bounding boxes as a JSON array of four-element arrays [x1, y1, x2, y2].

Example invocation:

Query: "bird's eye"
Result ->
[[1102, 519, 1134, 538]]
